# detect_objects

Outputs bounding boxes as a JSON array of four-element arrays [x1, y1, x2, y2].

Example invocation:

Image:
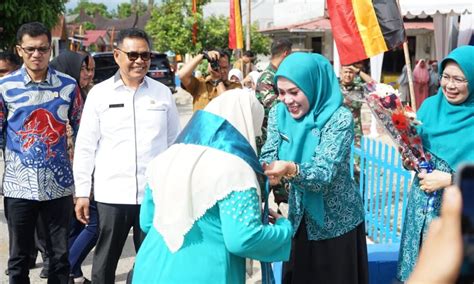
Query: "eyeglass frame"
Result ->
[[17, 45, 51, 55], [439, 73, 468, 86], [115, 48, 151, 61]]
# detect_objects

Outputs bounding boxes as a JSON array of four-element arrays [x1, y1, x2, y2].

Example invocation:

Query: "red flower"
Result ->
[[412, 136, 422, 145], [392, 112, 408, 131]]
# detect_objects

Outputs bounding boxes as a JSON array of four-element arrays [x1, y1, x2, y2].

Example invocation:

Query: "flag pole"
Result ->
[[403, 42, 417, 110], [245, 0, 251, 51], [396, 0, 417, 110]]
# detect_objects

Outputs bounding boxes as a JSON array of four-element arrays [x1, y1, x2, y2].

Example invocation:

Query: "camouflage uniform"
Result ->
[[339, 79, 364, 147], [340, 79, 365, 187], [255, 63, 286, 204], [255, 63, 278, 152]]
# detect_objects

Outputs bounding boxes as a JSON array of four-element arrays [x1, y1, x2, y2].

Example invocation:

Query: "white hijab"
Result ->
[[228, 68, 243, 82], [146, 89, 264, 253]]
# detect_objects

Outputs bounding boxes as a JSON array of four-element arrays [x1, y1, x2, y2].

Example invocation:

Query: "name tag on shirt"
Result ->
[[109, 103, 124, 108]]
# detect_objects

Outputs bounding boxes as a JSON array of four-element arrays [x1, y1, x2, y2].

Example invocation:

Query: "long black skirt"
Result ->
[[282, 220, 369, 284]]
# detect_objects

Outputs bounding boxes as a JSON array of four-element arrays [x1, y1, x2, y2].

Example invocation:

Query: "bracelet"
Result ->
[[285, 162, 299, 179]]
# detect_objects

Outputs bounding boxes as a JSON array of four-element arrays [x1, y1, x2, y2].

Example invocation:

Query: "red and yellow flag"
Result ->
[[327, 0, 406, 65], [229, 0, 243, 49]]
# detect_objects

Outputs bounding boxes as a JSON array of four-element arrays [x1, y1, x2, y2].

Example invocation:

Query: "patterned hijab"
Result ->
[[273, 52, 343, 164], [417, 45, 474, 170]]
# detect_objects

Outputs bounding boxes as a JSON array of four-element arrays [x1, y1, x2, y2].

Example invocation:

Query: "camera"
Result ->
[[202, 51, 220, 71], [456, 163, 474, 282]]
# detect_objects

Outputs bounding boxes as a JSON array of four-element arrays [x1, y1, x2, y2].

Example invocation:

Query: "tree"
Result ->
[[248, 23, 271, 56], [200, 15, 229, 51], [200, 16, 271, 55], [69, 0, 111, 18], [145, 0, 207, 55], [0, 0, 66, 51], [146, 0, 270, 56], [116, 2, 148, 19], [82, 21, 96, 31]]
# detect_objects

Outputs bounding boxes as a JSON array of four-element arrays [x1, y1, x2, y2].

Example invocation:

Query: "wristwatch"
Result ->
[[210, 79, 223, 86]]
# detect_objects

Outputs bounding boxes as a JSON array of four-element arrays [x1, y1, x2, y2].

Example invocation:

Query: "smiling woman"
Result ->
[[259, 52, 368, 284], [397, 45, 474, 281]]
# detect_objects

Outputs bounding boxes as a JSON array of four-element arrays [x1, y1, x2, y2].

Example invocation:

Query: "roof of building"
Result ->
[[83, 30, 109, 47], [260, 16, 434, 34], [76, 9, 152, 30]]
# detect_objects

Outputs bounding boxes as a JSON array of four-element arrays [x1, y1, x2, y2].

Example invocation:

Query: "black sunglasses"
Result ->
[[18, 45, 50, 55], [116, 48, 151, 61]]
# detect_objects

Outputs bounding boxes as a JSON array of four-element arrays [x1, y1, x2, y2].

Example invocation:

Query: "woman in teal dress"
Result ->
[[132, 89, 293, 284], [397, 46, 474, 281], [260, 52, 368, 283]]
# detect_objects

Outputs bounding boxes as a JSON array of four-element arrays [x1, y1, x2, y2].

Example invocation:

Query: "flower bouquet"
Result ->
[[363, 83, 431, 172]]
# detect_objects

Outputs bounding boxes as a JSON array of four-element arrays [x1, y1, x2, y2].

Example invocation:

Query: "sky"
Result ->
[[66, 0, 130, 11]]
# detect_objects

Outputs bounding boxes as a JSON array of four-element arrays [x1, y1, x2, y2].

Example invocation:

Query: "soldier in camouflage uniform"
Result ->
[[255, 38, 292, 152], [255, 38, 292, 204], [339, 64, 374, 187]]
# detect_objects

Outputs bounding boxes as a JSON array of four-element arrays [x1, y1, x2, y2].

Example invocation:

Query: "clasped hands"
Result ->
[[262, 160, 297, 186]]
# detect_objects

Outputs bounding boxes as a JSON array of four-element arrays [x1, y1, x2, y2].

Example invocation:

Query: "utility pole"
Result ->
[[245, 0, 251, 51]]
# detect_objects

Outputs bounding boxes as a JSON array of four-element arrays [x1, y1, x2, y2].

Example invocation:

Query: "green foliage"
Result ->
[[249, 22, 271, 55], [145, 0, 204, 55], [116, 2, 148, 19], [145, 0, 271, 57], [70, 0, 111, 18], [200, 15, 229, 51], [0, 0, 66, 51], [82, 21, 96, 31]]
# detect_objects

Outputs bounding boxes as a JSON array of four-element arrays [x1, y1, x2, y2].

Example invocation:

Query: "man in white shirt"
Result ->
[[73, 28, 180, 283]]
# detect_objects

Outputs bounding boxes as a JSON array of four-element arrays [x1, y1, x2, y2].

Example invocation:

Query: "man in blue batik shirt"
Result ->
[[0, 22, 83, 283]]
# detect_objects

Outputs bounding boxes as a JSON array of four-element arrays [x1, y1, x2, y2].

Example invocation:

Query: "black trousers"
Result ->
[[5, 203, 50, 268], [4, 195, 73, 284], [92, 202, 144, 284]]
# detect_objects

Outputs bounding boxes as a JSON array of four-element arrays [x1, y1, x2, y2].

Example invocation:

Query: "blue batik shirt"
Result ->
[[0, 66, 83, 201]]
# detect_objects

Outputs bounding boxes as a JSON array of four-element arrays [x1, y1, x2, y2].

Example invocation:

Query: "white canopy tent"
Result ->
[[399, 0, 473, 61]]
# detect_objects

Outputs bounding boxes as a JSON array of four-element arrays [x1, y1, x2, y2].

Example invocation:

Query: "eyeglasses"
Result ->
[[115, 48, 151, 61], [18, 45, 50, 55], [440, 73, 468, 86]]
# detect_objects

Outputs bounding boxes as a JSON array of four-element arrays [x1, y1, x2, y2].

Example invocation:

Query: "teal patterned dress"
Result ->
[[260, 105, 365, 240], [396, 154, 453, 281]]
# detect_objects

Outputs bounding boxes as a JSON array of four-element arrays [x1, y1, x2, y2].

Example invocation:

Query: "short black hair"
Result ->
[[0, 51, 21, 67], [208, 48, 230, 62], [271, 38, 292, 58], [16, 22, 51, 44], [243, 50, 254, 58], [116, 28, 151, 48]]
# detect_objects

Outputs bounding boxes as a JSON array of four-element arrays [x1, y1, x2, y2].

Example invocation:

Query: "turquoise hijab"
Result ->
[[274, 52, 343, 224], [417, 45, 474, 170]]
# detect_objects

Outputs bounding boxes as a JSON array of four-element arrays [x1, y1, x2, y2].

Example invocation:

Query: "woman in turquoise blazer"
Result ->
[[397, 46, 474, 281], [260, 52, 368, 283]]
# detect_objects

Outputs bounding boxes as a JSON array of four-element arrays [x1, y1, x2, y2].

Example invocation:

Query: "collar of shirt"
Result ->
[[21, 65, 54, 86], [113, 70, 149, 91]]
